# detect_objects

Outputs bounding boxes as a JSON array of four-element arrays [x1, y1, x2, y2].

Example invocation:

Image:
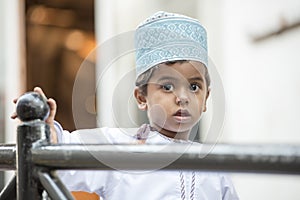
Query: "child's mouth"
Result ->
[[173, 109, 191, 123]]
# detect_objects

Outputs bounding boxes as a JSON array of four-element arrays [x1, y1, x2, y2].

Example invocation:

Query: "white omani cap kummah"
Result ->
[[135, 11, 208, 78]]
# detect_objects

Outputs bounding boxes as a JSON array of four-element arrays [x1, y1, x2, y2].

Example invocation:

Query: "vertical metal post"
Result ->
[[16, 92, 51, 200], [17, 120, 50, 200]]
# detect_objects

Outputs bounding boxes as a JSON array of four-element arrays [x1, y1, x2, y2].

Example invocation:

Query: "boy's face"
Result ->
[[135, 61, 210, 140]]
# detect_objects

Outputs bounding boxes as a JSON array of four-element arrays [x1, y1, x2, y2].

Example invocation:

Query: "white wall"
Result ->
[[222, 0, 300, 144], [0, 0, 26, 143], [218, 0, 300, 199], [0, 0, 25, 183]]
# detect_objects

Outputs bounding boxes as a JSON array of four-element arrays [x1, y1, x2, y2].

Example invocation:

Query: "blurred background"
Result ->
[[1, 0, 300, 199]]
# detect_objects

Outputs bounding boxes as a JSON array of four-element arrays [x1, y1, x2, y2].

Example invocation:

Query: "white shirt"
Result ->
[[55, 124, 239, 200]]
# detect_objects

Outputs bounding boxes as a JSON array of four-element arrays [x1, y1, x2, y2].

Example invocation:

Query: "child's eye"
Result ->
[[190, 83, 200, 92], [161, 84, 174, 91]]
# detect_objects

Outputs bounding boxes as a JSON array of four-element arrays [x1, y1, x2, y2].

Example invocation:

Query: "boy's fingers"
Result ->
[[47, 98, 58, 144], [33, 87, 47, 99], [11, 112, 17, 119], [46, 98, 57, 123], [48, 98, 57, 112]]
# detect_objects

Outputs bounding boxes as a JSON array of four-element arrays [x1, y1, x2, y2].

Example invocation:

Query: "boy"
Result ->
[[15, 11, 239, 199]]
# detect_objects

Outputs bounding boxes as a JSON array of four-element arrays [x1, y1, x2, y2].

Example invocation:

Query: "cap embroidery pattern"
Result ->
[[135, 11, 208, 78]]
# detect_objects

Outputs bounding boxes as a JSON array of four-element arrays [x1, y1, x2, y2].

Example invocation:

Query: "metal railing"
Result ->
[[0, 92, 300, 199]]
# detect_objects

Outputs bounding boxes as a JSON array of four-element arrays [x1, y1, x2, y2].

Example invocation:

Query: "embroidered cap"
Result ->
[[135, 11, 208, 78]]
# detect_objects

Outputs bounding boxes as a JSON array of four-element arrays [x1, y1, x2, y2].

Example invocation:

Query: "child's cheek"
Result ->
[[148, 104, 167, 127]]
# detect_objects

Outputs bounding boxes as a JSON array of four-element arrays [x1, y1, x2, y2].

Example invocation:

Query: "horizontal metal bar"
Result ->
[[32, 143, 300, 174], [0, 144, 16, 170]]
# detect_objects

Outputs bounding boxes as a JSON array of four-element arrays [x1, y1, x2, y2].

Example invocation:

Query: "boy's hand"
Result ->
[[11, 87, 58, 143]]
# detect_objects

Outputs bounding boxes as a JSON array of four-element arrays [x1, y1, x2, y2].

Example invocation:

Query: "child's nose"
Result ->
[[175, 90, 189, 105]]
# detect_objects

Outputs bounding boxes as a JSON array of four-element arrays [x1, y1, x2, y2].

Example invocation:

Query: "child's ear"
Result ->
[[134, 88, 147, 111], [203, 88, 211, 112]]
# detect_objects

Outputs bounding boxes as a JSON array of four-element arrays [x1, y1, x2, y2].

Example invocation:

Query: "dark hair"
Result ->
[[135, 60, 211, 95]]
